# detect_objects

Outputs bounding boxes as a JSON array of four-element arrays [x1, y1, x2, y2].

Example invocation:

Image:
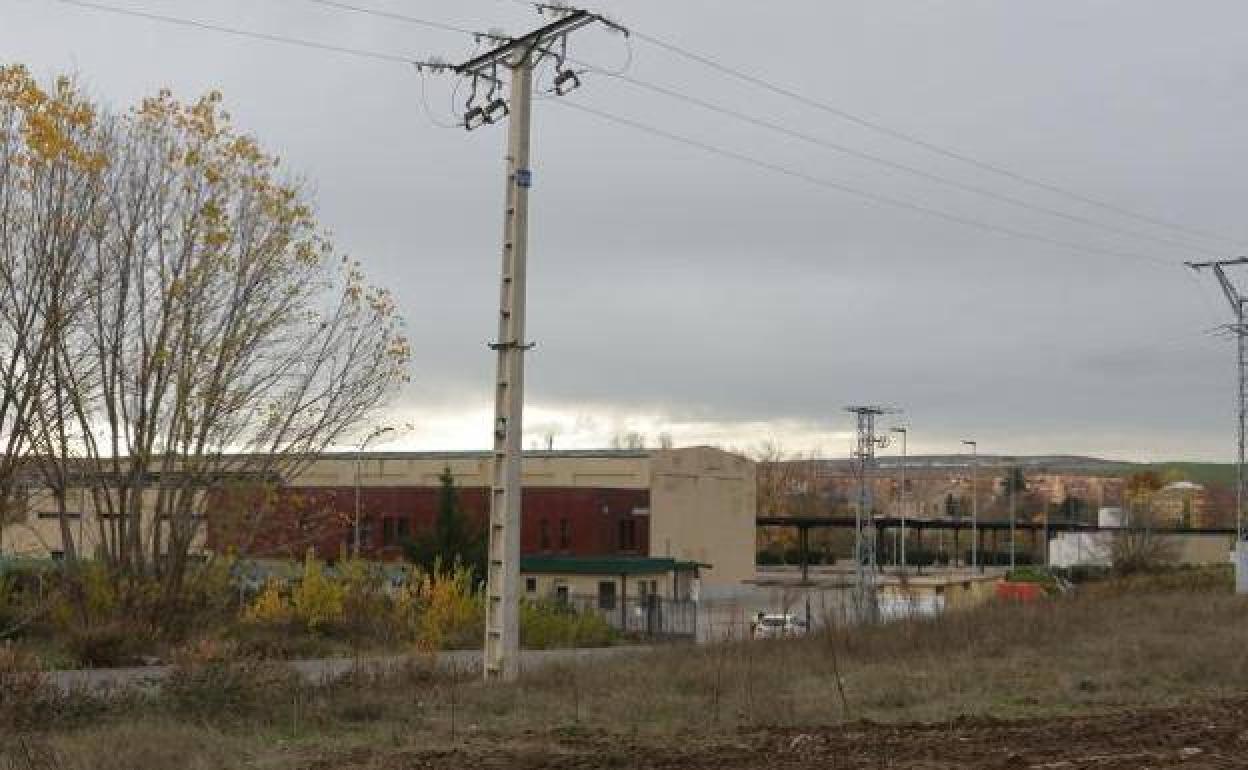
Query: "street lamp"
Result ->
[[891, 427, 908, 574], [1006, 458, 1017, 572], [962, 440, 978, 572], [355, 425, 397, 558]]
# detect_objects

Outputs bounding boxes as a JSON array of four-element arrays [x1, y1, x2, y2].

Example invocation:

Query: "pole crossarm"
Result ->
[[456, 10, 595, 74], [1186, 258, 1248, 314]]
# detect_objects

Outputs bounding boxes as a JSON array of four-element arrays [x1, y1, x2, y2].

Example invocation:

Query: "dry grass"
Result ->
[[1, 570, 1246, 768]]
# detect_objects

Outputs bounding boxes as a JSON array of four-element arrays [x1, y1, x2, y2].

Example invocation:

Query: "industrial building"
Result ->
[[4, 447, 757, 592]]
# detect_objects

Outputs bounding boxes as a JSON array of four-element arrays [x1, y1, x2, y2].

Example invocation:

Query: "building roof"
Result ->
[[321, 449, 652, 460], [519, 556, 706, 575]]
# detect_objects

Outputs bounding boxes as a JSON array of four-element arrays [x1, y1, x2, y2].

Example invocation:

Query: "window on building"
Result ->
[[619, 518, 637, 551], [597, 581, 616, 611], [559, 518, 570, 550], [539, 519, 551, 551], [554, 582, 569, 604], [525, 577, 537, 594], [378, 517, 411, 548], [359, 520, 373, 549]]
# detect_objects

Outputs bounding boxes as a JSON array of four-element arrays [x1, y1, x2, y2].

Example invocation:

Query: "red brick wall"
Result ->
[[208, 485, 650, 562]]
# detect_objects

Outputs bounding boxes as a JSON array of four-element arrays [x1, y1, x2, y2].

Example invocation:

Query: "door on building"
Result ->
[[598, 580, 616, 611]]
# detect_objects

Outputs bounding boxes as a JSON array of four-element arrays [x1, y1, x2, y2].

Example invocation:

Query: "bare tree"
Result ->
[[0, 72, 409, 593], [0, 67, 108, 558], [754, 442, 825, 557], [1111, 472, 1175, 574]]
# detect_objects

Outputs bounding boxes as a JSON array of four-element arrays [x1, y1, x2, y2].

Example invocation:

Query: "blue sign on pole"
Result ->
[[516, 169, 533, 189]]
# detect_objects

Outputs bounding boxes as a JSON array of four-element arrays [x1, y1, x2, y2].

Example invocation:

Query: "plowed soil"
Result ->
[[305, 696, 1248, 769]]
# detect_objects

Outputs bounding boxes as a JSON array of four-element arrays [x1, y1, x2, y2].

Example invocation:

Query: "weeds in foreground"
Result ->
[[1, 570, 1244, 768]]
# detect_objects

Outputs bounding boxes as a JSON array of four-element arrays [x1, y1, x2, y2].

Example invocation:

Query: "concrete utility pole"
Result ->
[[449, 8, 626, 682], [1186, 257, 1248, 594], [891, 426, 908, 574], [846, 405, 899, 619], [962, 440, 978, 571]]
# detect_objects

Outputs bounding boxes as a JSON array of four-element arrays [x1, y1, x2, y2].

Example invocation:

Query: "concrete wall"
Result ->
[[1159, 533, 1235, 565], [1050, 531, 1234, 568], [291, 451, 651, 490], [522, 571, 683, 602], [2, 487, 208, 559], [649, 447, 757, 588]]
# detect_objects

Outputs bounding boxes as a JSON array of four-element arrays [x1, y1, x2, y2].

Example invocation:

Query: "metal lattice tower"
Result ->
[[845, 405, 899, 619], [1186, 257, 1248, 548]]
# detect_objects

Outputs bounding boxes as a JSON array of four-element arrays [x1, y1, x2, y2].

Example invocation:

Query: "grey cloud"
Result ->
[[3, 0, 1244, 460]]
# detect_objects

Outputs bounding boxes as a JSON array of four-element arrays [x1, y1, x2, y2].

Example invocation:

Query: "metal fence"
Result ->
[[560, 594, 698, 640]]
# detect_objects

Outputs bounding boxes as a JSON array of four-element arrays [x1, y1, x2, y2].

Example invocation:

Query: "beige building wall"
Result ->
[[522, 571, 679, 602], [1158, 533, 1234, 565], [289, 452, 650, 490], [4, 449, 758, 591], [2, 487, 208, 559], [648, 447, 757, 588]]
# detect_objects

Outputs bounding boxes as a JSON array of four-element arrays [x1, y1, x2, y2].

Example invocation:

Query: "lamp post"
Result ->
[[355, 425, 396, 558], [1007, 459, 1017, 571], [891, 427, 908, 574], [962, 440, 978, 572]]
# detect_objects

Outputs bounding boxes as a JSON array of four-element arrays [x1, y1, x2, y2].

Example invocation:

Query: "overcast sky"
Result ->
[[4, 0, 1247, 461]]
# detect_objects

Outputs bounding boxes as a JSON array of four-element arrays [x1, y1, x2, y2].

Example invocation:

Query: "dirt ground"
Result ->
[[298, 696, 1248, 769]]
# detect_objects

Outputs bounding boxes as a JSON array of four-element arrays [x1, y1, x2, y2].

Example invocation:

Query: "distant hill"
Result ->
[[810, 455, 1237, 485]]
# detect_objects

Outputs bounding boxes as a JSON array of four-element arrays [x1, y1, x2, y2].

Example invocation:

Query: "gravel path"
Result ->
[[47, 645, 650, 694]]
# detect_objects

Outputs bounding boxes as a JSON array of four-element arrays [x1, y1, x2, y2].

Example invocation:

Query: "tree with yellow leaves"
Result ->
[[0, 66, 410, 595]]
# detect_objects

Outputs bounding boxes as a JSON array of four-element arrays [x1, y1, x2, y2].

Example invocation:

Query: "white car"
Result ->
[[751, 613, 807, 639]]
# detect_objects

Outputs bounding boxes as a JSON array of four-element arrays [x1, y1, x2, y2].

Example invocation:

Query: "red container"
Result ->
[[996, 581, 1044, 602]]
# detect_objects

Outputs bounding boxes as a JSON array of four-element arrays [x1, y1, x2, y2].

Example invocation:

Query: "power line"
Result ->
[[297, 0, 1218, 256], [590, 70, 1209, 256], [630, 29, 1245, 250], [52, 0, 416, 64], [549, 99, 1174, 267], [299, 0, 495, 40], [37, 1, 1202, 267]]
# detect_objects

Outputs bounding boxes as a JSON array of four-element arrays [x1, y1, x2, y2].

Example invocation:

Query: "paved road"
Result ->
[[47, 645, 650, 694]]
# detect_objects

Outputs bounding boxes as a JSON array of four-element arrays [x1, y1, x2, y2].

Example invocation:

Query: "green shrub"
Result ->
[[756, 549, 784, 566], [520, 600, 616, 650], [1006, 567, 1056, 584]]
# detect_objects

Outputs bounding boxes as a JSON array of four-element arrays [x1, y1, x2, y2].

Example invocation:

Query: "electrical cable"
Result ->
[[43, 0, 1218, 269], [298, 0, 1230, 256], [418, 68, 462, 129], [300, 0, 488, 39], [548, 98, 1176, 268], [52, 0, 416, 64], [629, 29, 1245, 250], [585, 69, 1213, 256]]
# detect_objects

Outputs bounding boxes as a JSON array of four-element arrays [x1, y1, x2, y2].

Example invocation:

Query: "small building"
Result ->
[[520, 556, 705, 637]]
